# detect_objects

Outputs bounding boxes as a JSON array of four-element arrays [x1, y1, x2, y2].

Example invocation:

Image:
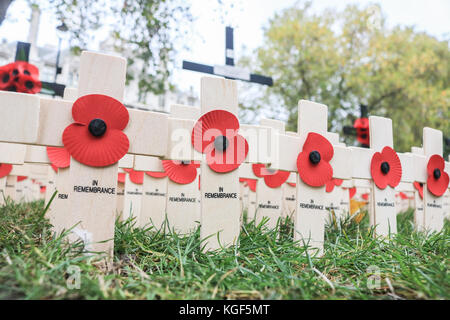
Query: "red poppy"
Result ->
[[118, 172, 126, 184], [296, 132, 334, 187], [325, 178, 343, 193], [354, 117, 369, 146], [243, 178, 257, 192], [62, 94, 130, 167], [46, 146, 70, 169], [192, 110, 248, 173], [370, 146, 402, 189], [287, 182, 296, 188], [413, 181, 423, 199], [162, 160, 198, 184], [0, 61, 41, 94], [362, 193, 369, 201], [123, 168, 144, 184], [426, 155, 449, 197], [50, 164, 58, 173], [17, 176, 27, 182], [145, 171, 167, 178], [40, 186, 46, 194], [251, 163, 290, 188], [349, 187, 357, 199], [397, 192, 409, 200], [0, 163, 13, 178]]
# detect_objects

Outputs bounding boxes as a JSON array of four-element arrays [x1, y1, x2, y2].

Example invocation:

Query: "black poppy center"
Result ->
[[214, 135, 229, 152], [2, 73, 9, 83], [309, 151, 321, 164], [12, 69, 18, 76], [24, 70, 30, 75], [181, 161, 190, 165], [433, 169, 441, 180], [361, 134, 367, 139], [25, 81, 34, 89], [381, 162, 390, 174], [88, 118, 107, 137]]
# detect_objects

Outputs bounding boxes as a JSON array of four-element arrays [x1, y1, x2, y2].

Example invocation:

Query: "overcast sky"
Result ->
[[0, 0, 449, 95]]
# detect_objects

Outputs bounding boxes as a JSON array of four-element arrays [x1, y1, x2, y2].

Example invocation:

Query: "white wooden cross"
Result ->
[[410, 146, 426, 230], [253, 118, 287, 230], [134, 155, 167, 229], [394, 152, 415, 214], [0, 142, 27, 204], [282, 173, 296, 220], [164, 104, 202, 234], [269, 100, 352, 256], [422, 127, 448, 232]]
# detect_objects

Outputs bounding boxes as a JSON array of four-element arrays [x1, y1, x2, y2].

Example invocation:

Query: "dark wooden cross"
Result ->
[[182, 26, 273, 86], [15, 41, 66, 97]]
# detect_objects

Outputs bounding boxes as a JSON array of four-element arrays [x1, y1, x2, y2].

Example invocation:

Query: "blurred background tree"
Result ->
[[1, 0, 193, 102], [240, 1, 449, 155]]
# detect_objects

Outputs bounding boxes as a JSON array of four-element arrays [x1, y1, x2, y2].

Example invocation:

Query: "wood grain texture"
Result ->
[[0, 143, 26, 164]]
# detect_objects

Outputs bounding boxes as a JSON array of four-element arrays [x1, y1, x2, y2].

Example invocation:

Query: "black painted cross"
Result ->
[[15, 41, 66, 97], [182, 26, 273, 86]]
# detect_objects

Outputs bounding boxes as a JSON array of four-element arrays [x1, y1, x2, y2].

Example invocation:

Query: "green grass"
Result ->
[[0, 198, 448, 300]]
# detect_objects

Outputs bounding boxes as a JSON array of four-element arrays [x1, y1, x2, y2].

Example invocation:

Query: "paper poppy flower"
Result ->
[[46, 146, 70, 169], [296, 132, 334, 187], [354, 117, 369, 146], [118, 172, 126, 184], [413, 181, 424, 199], [192, 110, 248, 173], [240, 178, 257, 192], [62, 94, 130, 167], [145, 171, 167, 178], [370, 146, 402, 189], [287, 182, 296, 188], [123, 168, 144, 184], [325, 178, 343, 193], [397, 192, 409, 200], [0, 61, 41, 94], [349, 187, 357, 199], [162, 160, 198, 184], [17, 176, 27, 182], [251, 163, 290, 188], [426, 155, 449, 197], [362, 193, 369, 201], [40, 186, 46, 194], [0, 163, 12, 178]]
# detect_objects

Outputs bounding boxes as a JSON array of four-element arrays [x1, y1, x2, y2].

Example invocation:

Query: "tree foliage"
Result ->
[[243, 2, 449, 155], [44, 0, 192, 101]]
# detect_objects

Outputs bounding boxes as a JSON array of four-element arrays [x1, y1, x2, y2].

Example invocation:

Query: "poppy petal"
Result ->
[[413, 181, 424, 199], [287, 182, 296, 188], [63, 124, 129, 167], [0, 163, 13, 178], [128, 169, 144, 184], [17, 74, 42, 94], [301, 132, 334, 162], [46, 146, 70, 168], [206, 134, 248, 173], [252, 163, 265, 178], [17, 176, 27, 182], [427, 158, 449, 197], [246, 178, 257, 192], [145, 171, 167, 178], [325, 179, 335, 193], [118, 172, 126, 184], [349, 187, 356, 199], [362, 193, 369, 200], [297, 151, 333, 187], [192, 110, 240, 153], [264, 170, 290, 188], [381, 147, 402, 188], [71, 94, 129, 130], [162, 160, 197, 184], [370, 151, 389, 189], [334, 179, 343, 186]]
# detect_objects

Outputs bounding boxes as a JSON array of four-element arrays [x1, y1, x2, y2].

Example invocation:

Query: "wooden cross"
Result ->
[[422, 127, 447, 232], [269, 100, 352, 255], [410, 146, 426, 230]]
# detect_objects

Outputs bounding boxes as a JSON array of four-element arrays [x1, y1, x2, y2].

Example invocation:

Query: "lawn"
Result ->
[[0, 199, 448, 300]]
